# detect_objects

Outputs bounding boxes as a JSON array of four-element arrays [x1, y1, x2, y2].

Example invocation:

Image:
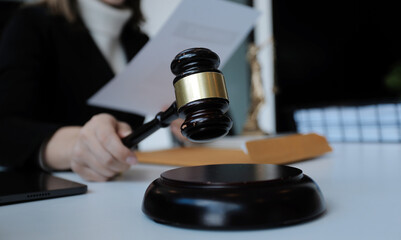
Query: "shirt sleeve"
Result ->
[[0, 7, 61, 169]]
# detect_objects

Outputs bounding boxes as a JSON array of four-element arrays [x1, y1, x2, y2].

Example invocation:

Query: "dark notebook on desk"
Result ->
[[0, 170, 87, 205]]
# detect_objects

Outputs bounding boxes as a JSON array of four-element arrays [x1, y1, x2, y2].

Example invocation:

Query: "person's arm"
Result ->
[[0, 7, 61, 169], [43, 114, 137, 182], [0, 8, 138, 181]]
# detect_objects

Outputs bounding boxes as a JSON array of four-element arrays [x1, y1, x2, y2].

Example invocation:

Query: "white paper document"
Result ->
[[88, 0, 260, 116]]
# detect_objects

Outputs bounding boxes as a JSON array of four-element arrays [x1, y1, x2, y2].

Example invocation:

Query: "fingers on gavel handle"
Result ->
[[121, 102, 179, 149]]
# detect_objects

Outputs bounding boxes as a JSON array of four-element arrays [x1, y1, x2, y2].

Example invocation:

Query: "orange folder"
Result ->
[[137, 133, 332, 166]]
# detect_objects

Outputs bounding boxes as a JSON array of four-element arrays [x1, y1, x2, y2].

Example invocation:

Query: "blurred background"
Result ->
[[2, 0, 401, 145], [273, 0, 401, 142]]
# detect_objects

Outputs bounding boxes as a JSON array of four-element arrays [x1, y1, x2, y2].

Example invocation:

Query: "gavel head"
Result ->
[[171, 48, 233, 143]]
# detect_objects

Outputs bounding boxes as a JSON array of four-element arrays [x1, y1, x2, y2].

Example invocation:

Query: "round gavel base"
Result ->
[[142, 164, 325, 230]]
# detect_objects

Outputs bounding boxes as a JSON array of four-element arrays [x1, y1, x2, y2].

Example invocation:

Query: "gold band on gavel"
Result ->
[[174, 72, 229, 110]]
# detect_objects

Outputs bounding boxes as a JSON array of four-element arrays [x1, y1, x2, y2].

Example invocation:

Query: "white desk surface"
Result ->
[[1, 143, 401, 240]]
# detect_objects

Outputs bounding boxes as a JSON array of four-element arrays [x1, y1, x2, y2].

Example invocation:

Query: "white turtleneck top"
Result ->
[[77, 0, 132, 74]]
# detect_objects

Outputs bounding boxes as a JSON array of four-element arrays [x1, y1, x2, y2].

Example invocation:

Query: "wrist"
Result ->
[[38, 137, 54, 172], [43, 126, 81, 170]]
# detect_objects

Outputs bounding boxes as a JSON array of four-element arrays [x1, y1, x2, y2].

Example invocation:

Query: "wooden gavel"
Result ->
[[122, 48, 233, 149]]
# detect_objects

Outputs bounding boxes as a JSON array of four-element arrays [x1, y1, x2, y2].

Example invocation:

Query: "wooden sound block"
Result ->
[[142, 164, 326, 230]]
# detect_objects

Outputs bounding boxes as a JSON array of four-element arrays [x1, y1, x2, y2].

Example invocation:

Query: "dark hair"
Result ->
[[41, 0, 145, 28]]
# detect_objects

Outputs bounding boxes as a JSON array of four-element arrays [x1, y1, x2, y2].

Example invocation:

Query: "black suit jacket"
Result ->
[[0, 4, 148, 169]]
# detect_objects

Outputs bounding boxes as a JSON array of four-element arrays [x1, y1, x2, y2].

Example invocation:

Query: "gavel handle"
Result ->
[[122, 102, 179, 150]]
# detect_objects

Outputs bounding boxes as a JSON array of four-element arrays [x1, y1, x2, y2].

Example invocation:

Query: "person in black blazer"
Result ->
[[0, 0, 169, 181]]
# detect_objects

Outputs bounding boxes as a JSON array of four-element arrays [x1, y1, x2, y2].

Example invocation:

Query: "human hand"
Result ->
[[170, 118, 188, 144], [159, 105, 188, 145], [44, 114, 137, 181]]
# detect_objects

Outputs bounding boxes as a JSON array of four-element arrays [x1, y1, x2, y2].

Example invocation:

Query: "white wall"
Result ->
[[254, 0, 275, 134], [141, 0, 182, 37]]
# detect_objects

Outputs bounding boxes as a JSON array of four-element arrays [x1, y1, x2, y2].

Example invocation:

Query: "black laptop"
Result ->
[[0, 170, 87, 205]]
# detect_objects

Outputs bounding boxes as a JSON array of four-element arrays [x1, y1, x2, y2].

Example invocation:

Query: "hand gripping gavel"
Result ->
[[122, 48, 233, 149]]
